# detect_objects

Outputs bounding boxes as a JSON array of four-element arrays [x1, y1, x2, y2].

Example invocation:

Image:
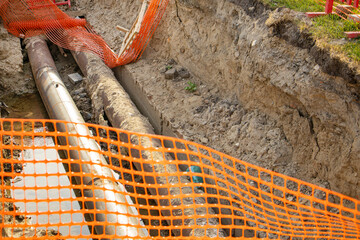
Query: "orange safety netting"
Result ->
[[0, 0, 168, 68], [312, 0, 360, 18], [0, 119, 359, 239]]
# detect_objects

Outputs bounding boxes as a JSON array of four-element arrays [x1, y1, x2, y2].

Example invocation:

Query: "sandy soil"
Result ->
[[0, 22, 36, 96]]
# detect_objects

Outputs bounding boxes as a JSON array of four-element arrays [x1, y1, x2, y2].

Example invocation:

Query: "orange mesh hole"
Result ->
[[0, 119, 358, 239], [0, 0, 169, 68]]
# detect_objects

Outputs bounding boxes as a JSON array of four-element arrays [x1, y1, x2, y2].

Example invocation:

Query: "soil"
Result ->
[[73, 0, 360, 199], [4, 93, 48, 119], [0, 22, 36, 96]]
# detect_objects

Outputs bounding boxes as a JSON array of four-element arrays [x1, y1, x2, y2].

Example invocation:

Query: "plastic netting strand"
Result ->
[[313, 0, 360, 18], [0, 119, 358, 239], [0, 0, 169, 68]]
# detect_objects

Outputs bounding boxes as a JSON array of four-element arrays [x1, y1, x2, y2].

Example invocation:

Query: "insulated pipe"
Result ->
[[72, 50, 229, 238], [26, 36, 148, 239]]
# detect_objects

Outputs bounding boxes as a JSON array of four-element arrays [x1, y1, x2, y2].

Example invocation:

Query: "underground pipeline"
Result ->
[[71, 50, 229, 238], [26, 36, 148, 239]]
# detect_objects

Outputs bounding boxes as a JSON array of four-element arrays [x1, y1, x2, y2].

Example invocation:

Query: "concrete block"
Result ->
[[68, 73, 83, 84]]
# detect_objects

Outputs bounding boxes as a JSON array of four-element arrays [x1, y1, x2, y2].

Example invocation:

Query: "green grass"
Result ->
[[263, 0, 360, 62], [311, 14, 359, 39], [343, 42, 360, 61], [263, 0, 323, 12], [310, 15, 360, 61], [185, 81, 197, 93]]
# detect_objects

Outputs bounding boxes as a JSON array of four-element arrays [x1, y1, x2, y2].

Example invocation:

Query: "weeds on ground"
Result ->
[[185, 81, 197, 92]]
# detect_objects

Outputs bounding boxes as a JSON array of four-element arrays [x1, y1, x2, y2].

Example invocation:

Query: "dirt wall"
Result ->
[[75, 0, 360, 199], [0, 23, 35, 96]]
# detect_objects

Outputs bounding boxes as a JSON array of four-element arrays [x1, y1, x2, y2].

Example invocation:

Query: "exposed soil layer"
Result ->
[[4, 93, 47, 119], [74, 0, 360, 199], [0, 22, 36, 97]]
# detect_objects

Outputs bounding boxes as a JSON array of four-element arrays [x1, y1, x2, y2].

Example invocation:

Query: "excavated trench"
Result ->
[[0, 0, 360, 236], [1, 0, 360, 194], [67, 0, 360, 200]]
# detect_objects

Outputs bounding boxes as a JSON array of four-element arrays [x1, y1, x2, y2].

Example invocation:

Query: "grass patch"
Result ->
[[310, 15, 360, 61], [343, 42, 360, 61], [311, 14, 359, 39], [263, 0, 360, 62], [263, 0, 323, 12]]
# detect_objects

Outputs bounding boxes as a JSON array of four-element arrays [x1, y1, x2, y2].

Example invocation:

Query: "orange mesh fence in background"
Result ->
[[0, 0, 168, 68], [311, 0, 360, 18], [0, 119, 359, 239]]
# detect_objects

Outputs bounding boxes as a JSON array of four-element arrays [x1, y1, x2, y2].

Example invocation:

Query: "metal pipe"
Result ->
[[72, 50, 228, 238], [26, 36, 148, 239]]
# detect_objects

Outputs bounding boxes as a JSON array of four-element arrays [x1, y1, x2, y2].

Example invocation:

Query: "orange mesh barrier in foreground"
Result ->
[[0, 119, 359, 239], [0, 0, 168, 68]]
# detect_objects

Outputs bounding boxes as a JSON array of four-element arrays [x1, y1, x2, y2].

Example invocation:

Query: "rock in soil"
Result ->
[[165, 68, 177, 79]]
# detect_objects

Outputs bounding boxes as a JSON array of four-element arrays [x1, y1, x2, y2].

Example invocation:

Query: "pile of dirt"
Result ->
[[74, 0, 360, 199]]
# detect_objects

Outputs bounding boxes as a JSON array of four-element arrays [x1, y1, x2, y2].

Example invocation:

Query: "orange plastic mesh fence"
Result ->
[[0, 119, 359, 239], [313, 0, 360, 19], [0, 0, 168, 68]]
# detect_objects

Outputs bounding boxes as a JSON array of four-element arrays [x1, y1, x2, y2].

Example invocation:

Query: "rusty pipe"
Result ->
[[71, 50, 228, 238], [26, 36, 148, 239]]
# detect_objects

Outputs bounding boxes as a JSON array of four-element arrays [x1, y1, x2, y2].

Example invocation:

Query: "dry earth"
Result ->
[[0, 22, 35, 96]]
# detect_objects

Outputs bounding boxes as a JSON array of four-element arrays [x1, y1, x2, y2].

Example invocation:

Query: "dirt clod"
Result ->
[[165, 68, 177, 79]]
